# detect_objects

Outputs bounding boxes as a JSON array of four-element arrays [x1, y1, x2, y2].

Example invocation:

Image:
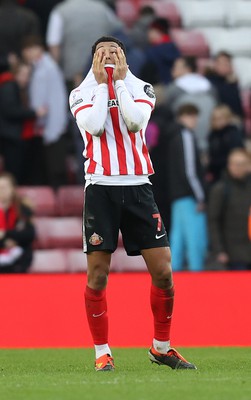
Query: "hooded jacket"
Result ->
[[208, 173, 251, 264], [165, 73, 217, 151]]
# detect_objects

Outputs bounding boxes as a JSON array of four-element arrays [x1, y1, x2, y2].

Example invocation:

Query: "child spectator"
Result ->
[[0, 172, 36, 273], [166, 104, 207, 271], [208, 148, 251, 270]]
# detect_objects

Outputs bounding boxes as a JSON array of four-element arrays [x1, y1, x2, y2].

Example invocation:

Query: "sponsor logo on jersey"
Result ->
[[89, 232, 103, 246], [108, 99, 119, 108], [144, 84, 155, 99], [71, 98, 83, 109]]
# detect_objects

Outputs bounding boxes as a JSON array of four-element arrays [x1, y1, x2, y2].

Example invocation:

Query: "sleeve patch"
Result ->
[[144, 84, 155, 99], [70, 98, 83, 109]]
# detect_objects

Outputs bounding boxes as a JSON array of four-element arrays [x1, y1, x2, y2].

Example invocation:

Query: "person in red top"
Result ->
[[139, 17, 181, 85], [70, 36, 196, 372], [0, 172, 36, 273]]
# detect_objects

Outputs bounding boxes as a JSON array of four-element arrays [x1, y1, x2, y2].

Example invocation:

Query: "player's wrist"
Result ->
[[98, 82, 108, 88], [115, 79, 125, 88]]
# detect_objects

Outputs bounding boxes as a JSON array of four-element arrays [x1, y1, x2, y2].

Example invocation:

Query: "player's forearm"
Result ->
[[115, 80, 151, 133], [76, 84, 109, 136]]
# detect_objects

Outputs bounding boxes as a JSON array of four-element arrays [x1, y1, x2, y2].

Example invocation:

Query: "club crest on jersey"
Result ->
[[89, 232, 103, 246], [108, 99, 118, 108]]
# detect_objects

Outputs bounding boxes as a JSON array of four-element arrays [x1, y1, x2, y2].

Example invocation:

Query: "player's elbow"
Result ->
[[126, 116, 145, 133], [78, 117, 104, 137], [91, 128, 104, 137]]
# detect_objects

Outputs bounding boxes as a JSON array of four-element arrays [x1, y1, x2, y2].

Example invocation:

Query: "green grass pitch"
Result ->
[[0, 348, 250, 400]]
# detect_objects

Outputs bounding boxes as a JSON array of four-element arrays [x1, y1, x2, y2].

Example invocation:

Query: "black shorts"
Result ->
[[83, 184, 169, 256]]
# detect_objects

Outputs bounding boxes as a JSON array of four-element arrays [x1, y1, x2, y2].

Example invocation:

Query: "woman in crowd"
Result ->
[[0, 172, 36, 273]]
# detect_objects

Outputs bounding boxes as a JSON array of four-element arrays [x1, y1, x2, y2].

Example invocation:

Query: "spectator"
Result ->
[[208, 148, 251, 270], [14, 61, 46, 185], [207, 105, 244, 184], [0, 0, 40, 56], [0, 172, 36, 273], [46, 0, 123, 87], [165, 56, 217, 153], [20, 0, 63, 39], [22, 35, 68, 188], [130, 5, 156, 50], [146, 105, 175, 233], [0, 55, 46, 183], [206, 51, 244, 120], [139, 17, 180, 85], [166, 104, 207, 271]]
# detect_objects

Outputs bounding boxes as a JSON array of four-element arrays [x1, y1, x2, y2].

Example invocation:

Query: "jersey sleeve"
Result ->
[[69, 88, 93, 118], [133, 82, 156, 110]]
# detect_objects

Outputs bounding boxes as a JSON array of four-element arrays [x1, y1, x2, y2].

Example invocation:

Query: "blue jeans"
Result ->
[[170, 197, 208, 271]]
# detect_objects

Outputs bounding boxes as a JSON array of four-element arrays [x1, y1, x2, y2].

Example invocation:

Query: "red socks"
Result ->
[[150, 284, 174, 342], [84, 286, 108, 345], [85, 284, 174, 346]]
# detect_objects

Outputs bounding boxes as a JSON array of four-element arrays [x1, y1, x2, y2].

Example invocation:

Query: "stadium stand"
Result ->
[[170, 28, 209, 57], [226, 0, 251, 27], [117, 0, 181, 27], [17, 186, 56, 216], [175, 0, 226, 28], [30, 250, 68, 273], [233, 57, 251, 89], [199, 27, 251, 57], [57, 186, 84, 216], [33, 217, 82, 249], [65, 249, 87, 273], [111, 248, 147, 272]]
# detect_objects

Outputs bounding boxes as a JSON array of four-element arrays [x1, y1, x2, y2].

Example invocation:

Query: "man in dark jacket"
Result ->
[[208, 148, 251, 270], [207, 104, 244, 183], [140, 17, 180, 85], [166, 104, 207, 271], [206, 51, 244, 119]]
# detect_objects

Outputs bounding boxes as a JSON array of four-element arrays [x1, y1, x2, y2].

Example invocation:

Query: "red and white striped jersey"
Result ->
[[69, 68, 156, 179]]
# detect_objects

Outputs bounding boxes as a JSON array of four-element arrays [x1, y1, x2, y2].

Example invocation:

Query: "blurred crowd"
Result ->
[[0, 0, 250, 272]]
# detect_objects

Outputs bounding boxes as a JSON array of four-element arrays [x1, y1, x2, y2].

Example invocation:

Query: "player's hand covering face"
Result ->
[[92, 42, 128, 84]]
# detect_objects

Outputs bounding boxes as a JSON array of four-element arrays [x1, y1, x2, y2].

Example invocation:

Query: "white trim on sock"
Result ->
[[153, 339, 170, 354], [94, 344, 112, 359]]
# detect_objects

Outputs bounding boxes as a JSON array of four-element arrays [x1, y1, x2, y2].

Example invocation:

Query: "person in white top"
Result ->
[[69, 36, 196, 372]]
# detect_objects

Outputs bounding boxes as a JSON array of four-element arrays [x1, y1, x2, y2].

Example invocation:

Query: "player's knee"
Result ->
[[87, 263, 109, 290], [152, 261, 173, 288]]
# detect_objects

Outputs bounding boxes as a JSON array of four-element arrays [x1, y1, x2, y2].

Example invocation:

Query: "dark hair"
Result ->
[[182, 56, 197, 73], [215, 51, 232, 61], [0, 54, 10, 73], [177, 104, 199, 117], [139, 5, 155, 17], [21, 35, 44, 50], [91, 36, 126, 56], [149, 17, 170, 34]]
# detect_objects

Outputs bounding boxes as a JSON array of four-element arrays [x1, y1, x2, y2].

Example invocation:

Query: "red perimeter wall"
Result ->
[[0, 272, 250, 348]]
